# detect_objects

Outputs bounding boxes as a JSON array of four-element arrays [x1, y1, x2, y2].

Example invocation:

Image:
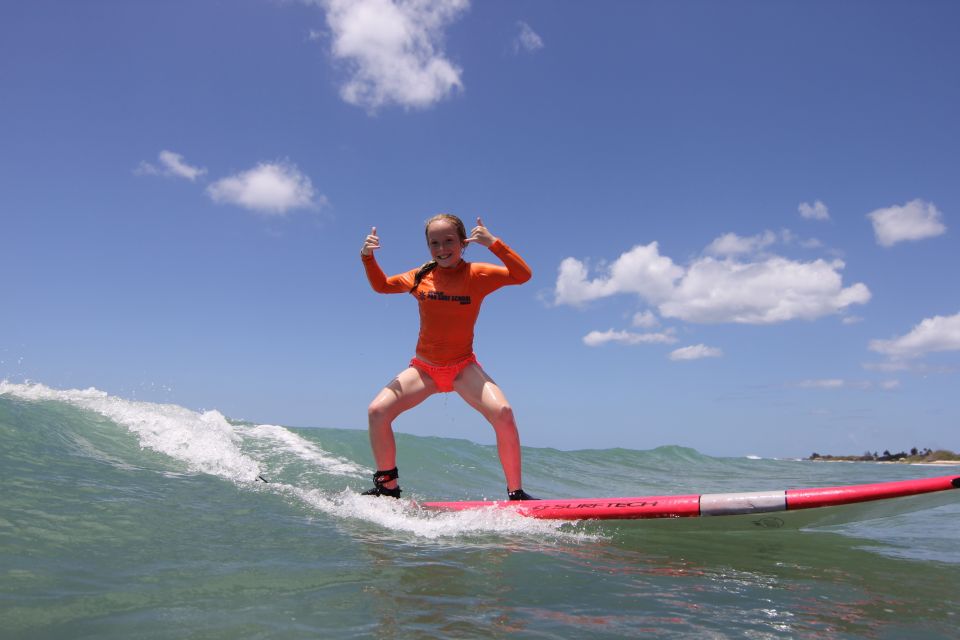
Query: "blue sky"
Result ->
[[2, 1, 958, 458]]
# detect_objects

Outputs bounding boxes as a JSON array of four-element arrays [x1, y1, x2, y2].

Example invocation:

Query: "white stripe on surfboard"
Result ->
[[699, 490, 786, 516]]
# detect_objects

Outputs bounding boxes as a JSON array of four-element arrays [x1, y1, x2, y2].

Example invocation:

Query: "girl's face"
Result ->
[[426, 219, 466, 268]]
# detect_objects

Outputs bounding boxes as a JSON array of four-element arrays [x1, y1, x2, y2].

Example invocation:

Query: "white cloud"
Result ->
[[555, 242, 684, 307], [320, 0, 468, 111], [664, 256, 871, 324], [863, 360, 912, 373], [867, 199, 946, 247], [158, 151, 206, 181], [864, 360, 955, 375], [869, 311, 960, 360], [797, 378, 900, 391], [555, 239, 871, 325], [583, 328, 677, 347], [136, 150, 207, 181], [632, 310, 659, 328], [206, 162, 320, 215], [669, 344, 722, 361], [781, 228, 824, 250], [799, 237, 824, 250], [705, 231, 777, 257], [514, 21, 543, 53], [798, 378, 846, 389], [799, 200, 830, 221]]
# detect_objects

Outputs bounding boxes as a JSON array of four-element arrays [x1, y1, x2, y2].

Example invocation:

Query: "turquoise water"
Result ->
[[2, 382, 958, 639]]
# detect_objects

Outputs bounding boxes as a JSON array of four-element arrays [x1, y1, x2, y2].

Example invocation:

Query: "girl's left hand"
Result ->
[[466, 217, 498, 248]]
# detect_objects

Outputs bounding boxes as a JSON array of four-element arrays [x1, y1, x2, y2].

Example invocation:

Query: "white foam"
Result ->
[[1, 381, 261, 482], [284, 485, 598, 542], [237, 423, 366, 477]]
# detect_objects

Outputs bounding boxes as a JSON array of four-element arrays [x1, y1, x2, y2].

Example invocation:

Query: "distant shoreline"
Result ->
[[808, 448, 960, 465], [809, 459, 960, 466]]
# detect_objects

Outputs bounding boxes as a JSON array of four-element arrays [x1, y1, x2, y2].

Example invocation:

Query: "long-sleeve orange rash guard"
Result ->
[[362, 239, 532, 365]]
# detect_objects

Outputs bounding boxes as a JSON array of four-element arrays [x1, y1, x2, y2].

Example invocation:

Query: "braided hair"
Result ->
[[410, 214, 468, 293]]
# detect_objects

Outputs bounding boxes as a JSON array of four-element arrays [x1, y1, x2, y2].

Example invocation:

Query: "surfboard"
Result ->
[[422, 474, 960, 530]]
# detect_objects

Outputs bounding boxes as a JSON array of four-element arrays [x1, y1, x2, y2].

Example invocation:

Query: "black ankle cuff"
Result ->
[[361, 467, 402, 499], [373, 467, 399, 484]]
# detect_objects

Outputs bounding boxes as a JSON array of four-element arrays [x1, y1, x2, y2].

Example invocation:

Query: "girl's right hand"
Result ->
[[361, 226, 380, 256]]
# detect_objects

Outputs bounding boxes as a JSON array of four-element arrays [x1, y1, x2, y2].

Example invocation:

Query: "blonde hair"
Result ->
[[410, 214, 468, 293]]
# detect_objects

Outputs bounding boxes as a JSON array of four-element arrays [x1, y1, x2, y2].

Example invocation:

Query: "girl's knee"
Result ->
[[490, 403, 515, 426], [368, 399, 392, 425]]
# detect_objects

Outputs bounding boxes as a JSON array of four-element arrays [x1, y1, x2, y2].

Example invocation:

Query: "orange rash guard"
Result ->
[[362, 239, 532, 365]]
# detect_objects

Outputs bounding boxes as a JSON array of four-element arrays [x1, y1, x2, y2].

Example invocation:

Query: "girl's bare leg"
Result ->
[[454, 363, 523, 492], [367, 367, 435, 488]]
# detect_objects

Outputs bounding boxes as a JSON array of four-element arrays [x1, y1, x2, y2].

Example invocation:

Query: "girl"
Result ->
[[360, 214, 537, 501]]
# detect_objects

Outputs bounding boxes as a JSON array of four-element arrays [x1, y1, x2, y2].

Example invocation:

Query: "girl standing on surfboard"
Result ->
[[360, 214, 537, 501]]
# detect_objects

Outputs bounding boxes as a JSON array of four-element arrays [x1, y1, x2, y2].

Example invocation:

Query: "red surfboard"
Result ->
[[422, 474, 960, 529]]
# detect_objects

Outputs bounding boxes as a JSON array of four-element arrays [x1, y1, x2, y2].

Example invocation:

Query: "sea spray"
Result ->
[[0, 381, 362, 484]]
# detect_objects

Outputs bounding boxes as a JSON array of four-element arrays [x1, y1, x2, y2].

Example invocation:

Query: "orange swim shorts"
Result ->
[[410, 354, 479, 393]]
